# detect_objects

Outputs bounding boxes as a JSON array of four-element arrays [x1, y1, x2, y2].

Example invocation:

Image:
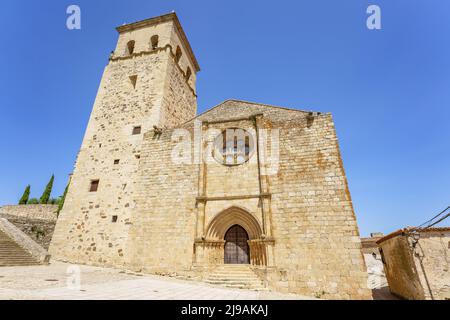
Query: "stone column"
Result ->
[[196, 201, 206, 239]]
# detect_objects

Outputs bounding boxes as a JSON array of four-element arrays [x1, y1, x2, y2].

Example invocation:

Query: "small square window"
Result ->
[[114, 159, 120, 165], [112, 215, 118, 223], [132, 126, 141, 135], [90, 180, 99, 192]]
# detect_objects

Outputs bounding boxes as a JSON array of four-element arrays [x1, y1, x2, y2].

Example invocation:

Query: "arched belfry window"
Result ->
[[186, 67, 192, 81], [213, 128, 254, 166], [150, 35, 159, 50], [126, 40, 135, 55], [175, 46, 182, 63]]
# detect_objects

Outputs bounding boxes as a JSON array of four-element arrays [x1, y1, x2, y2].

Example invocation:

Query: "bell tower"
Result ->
[[49, 13, 200, 266]]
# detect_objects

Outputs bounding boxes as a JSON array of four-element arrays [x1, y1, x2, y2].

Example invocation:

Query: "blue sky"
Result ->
[[0, 1, 449, 236]]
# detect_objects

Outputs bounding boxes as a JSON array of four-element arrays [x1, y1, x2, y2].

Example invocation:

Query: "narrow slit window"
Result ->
[[90, 180, 99, 192], [186, 67, 192, 81], [151, 35, 159, 49], [126, 40, 135, 55], [132, 126, 141, 135], [175, 46, 182, 63]]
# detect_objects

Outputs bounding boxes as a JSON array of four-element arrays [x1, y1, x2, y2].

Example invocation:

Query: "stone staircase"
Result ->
[[0, 229, 41, 266], [204, 264, 266, 290]]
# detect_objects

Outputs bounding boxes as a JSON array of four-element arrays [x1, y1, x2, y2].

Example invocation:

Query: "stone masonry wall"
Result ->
[[379, 230, 450, 300], [160, 53, 197, 128], [49, 18, 198, 268], [124, 100, 371, 299], [125, 128, 199, 274], [268, 112, 369, 299], [49, 53, 167, 267], [378, 235, 425, 299], [194, 101, 370, 299], [412, 230, 450, 300], [0, 205, 58, 221]]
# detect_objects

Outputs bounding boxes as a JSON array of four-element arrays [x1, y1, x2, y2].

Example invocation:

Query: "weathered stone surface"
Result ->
[[0, 205, 58, 249], [0, 205, 58, 222], [49, 13, 371, 299]]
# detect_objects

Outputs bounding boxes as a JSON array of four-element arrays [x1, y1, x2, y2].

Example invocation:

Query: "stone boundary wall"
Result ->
[[0, 218, 50, 263], [0, 205, 58, 222]]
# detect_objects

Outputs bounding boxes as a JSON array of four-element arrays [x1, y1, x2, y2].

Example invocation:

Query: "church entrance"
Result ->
[[224, 225, 249, 264]]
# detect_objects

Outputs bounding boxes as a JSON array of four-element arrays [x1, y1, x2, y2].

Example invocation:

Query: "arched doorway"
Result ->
[[224, 225, 249, 264]]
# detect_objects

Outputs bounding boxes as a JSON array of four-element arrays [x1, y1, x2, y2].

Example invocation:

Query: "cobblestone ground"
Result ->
[[0, 262, 313, 300]]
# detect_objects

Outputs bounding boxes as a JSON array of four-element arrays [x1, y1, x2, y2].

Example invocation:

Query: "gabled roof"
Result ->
[[181, 99, 322, 126]]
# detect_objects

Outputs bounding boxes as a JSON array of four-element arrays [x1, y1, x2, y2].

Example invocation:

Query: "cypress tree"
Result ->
[[57, 178, 70, 217], [18, 185, 31, 205], [40, 175, 54, 204]]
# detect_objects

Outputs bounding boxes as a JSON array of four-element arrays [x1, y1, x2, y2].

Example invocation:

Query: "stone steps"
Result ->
[[204, 264, 266, 290], [0, 229, 41, 266]]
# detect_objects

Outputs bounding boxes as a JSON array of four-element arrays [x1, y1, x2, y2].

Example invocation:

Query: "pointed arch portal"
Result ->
[[195, 206, 269, 266]]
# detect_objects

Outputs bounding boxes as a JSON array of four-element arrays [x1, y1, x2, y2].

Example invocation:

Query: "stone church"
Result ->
[[49, 12, 371, 299]]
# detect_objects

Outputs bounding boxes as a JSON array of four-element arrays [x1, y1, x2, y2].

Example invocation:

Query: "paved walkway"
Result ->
[[0, 262, 312, 300]]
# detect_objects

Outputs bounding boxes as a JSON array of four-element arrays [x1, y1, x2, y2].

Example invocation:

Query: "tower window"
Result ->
[[151, 35, 159, 49], [114, 159, 120, 165], [175, 46, 182, 63], [186, 67, 192, 81], [126, 40, 135, 55], [129, 75, 138, 89], [112, 215, 118, 223], [132, 126, 141, 135], [89, 180, 99, 192]]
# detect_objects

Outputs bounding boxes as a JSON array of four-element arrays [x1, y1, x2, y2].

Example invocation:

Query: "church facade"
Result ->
[[49, 13, 371, 299]]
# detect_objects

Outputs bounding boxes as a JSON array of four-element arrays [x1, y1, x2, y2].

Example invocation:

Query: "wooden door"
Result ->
[[224, 225, 249, 264]]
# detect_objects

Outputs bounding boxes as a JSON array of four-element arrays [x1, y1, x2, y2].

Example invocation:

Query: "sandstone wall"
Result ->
[[0, 205, 58, 221], [0, 205, 58, 249], [412, 230, 450, 300], [378, 235, 425, 299], [125, 100, 371, 299], [49, 18, 197, 268], [160, 53, 197, 128], [125, 128, 198, 274], [379, 230, 450, 300]]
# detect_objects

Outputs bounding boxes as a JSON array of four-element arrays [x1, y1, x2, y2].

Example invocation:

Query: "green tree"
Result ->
[[57, 177, 71, 217], [18, 185, 31, 205], [39, 174, 54, 204]]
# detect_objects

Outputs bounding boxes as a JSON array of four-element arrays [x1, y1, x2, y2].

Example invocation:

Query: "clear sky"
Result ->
[[0, 1, 449, 236]]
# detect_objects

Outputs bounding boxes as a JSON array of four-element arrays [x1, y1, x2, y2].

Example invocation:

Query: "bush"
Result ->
[[48, 198, 61, 205], [27, 198, 39, 204]]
